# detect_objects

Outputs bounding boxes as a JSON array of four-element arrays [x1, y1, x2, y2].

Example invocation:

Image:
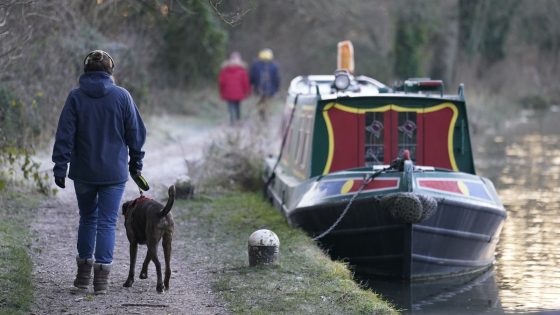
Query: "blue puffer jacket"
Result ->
[[52, 71, 146, 185], [249, 60, 280, 97]]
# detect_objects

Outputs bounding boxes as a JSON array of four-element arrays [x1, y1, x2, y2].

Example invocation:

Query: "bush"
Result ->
[[192, 125, 266, 192], [0, 86, 50, 194]]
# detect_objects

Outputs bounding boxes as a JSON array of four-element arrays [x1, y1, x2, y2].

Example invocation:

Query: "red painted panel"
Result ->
[[389, 110, 399, 160], [329, 108, 359, 172], [347, 179, 399, 192], [416, 112, 424, 165], [419, 180, 462, 194], [383, 113, 392, 164], [358, 111, 365, 166], [423, 109, 453, 169], [353, 112, 361, 168]]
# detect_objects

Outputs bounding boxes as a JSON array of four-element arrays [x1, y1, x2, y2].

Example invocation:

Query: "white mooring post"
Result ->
[[248, 229, 280, 267]]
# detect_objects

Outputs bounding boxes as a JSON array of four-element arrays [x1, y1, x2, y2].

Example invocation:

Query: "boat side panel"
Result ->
[[279, 94, 318, 180], [411, 199, 505, 279]]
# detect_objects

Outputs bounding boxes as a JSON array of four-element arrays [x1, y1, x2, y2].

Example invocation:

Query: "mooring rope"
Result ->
[[312, 167, 388, 241]]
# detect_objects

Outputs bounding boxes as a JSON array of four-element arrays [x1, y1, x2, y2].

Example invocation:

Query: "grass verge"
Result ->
[[175, 192, 397, 314], [0, 191, 41, 315]]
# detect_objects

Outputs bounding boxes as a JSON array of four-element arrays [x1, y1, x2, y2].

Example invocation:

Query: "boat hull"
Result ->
[[266, 165, 506, 281], [288, 195, 505, 280]]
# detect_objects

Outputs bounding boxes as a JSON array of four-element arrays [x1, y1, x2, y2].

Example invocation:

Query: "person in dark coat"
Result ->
[[52, 50, 146, 294], [218, 51, 250, 125], [249, 48, 280, 120]]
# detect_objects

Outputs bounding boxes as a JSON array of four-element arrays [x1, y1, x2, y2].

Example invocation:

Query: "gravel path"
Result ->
[[30, 115, 230, 315]]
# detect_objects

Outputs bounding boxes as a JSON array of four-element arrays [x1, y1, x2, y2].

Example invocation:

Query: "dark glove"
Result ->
[[54, 176, 65, 189], [131, 171, 150, 191]]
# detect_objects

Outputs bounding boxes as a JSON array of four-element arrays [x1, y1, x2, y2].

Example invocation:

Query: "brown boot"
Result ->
[[93, 263, 112, 295], [73, 256, 94, 289]]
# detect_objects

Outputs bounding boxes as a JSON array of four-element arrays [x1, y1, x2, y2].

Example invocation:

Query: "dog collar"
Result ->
[[129, 195, 151, 208]]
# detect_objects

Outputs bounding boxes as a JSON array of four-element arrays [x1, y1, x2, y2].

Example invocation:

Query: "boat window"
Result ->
[[284, 120, 297, 165], [295, 121, 306, 165], [291, 125, 300, 162], [299, 116, 312, 169], [397, 112, 417, 160], [364, 112, 385, 165], [300, 133, 309, 168]]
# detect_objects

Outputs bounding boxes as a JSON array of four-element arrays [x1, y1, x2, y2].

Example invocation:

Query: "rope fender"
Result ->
[[380, 192, 438, 224]]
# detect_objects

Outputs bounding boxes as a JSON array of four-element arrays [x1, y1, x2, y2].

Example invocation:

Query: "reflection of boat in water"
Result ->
[[264, 41, 506, 280], [362, 268, 503, 314]]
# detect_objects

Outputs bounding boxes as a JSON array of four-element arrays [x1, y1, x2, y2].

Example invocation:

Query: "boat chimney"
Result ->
[[337, 40, 354, 74]]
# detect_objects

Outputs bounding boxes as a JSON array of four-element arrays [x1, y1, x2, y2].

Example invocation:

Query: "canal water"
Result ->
[[365, 108, 560, 314]]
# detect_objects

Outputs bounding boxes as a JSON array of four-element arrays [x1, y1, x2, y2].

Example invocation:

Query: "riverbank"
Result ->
[[0, 190, 42, 314], [0, 188, 396, 314], [177, 192, 397, 314]]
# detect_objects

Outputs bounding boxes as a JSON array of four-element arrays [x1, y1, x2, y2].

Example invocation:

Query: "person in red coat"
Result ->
[[218, 52, 251, 125]]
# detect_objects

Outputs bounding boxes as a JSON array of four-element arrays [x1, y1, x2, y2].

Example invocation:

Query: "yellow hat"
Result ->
[[258, 48, 274, 61]]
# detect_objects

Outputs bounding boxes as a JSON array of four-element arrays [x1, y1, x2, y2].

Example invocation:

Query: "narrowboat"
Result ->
[[263, 41, 506, 280]]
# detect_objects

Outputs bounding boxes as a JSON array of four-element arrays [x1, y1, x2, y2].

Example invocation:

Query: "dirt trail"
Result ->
[[30, 115, 229, 315]]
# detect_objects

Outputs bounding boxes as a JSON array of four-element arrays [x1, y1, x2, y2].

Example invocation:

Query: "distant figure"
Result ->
[[218, 51, 251, 125], [250, 48, 280, 121]]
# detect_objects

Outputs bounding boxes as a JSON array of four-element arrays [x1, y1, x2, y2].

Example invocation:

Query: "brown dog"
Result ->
[[122, 185, 175, 292]]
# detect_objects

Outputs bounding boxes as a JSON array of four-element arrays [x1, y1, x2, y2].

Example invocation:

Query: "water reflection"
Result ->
[[482, 132, 560, 313], [362, 268, 503, 314]]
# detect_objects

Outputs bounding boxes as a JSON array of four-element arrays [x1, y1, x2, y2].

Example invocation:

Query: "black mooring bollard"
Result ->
[[248, 229, 280, 267]]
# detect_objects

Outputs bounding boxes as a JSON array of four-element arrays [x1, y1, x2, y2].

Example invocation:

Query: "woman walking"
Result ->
[[52, 50, 147, 294], [218, 51, 251, 125]]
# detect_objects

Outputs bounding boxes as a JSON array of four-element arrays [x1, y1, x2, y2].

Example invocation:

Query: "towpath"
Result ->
[[30, 115, 229, 314]]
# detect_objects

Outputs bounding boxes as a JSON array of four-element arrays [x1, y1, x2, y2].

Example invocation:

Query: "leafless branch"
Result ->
[[0, 45, 19, 60], [24, 12, 62, 22], [0, 0, 32, 9], [208, 0, 254, 26], [0, 8, 7, 27]]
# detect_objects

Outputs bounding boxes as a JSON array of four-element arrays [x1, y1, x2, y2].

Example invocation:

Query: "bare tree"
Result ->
[[0, 1, 33, 75], [208, 0, 255, 26]]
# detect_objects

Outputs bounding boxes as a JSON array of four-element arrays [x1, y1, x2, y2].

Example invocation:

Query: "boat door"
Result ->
[[360, 104, 461, 170], [363, 108, 422, 165], [317, 101, 469, 175]]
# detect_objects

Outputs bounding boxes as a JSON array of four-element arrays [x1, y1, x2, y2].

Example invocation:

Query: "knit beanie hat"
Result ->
[[83, 50, 115, 74], [258, 49, 274, 61]]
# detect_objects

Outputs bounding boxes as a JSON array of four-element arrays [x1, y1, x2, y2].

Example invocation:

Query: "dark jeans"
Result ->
[[227, 100, 241, 125], [74, 181, 126, 264]]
